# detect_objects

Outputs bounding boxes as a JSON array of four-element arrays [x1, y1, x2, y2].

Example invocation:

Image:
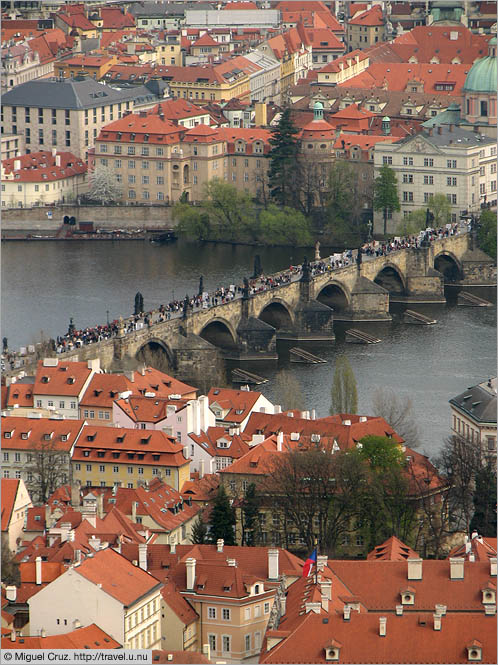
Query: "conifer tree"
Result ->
[[209, 485, 236, 545], [373, 165, 400, 236], [469, 462, 497, 537], [268, 108, 300, 207], [242, 483, 261, 546], [190, 511, 208, 544], [330, 355, 358, 415]]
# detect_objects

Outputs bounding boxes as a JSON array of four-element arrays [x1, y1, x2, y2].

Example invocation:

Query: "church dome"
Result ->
[[463, 40, 497, 93]]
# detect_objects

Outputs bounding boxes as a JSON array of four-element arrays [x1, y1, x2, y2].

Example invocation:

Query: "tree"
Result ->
[[371, 387, 420, 449], [469, 461, 497, 537], [173, 204, 211, 241], [25, 440, 70, 504], [477, 209, 497, 260], [373, 165, 400, 236], [428, 193, 451, 226], [1, 534, 20, 585], [395, 208, 427, 236], [203, 179, 257, 241], [259, 205, 312, 246], [241, 483, 261, 546], [190, 511, 208, 544], [209, 485, 236, 545], [274, 369, 305, 412], [330, 355, 358, 415], [88, 164, 122, 205], [268, 108, 300, 207]]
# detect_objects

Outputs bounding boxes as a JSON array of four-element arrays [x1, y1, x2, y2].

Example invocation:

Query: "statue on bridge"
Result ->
[[182, 294, 190, 319], [301, 256, 311, 282], [356, 247, 362, 269], [314, 241, 321, 261], [242, 276, 250, 300], [2, 337, 7, 353], [198, 276, 204, 297], [252, 255, 263, 279], [68, 318, 75, 336], [134, 292, 144, 316]]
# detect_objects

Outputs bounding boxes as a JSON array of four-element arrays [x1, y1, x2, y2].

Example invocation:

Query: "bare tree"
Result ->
[[1, 534, 20, 585], [25, 440, 70, 504], [371, 387, 420, 449], [88, 164, 122, 205]]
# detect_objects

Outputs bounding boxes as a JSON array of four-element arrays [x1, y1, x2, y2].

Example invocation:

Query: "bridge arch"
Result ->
[[316, 281, 351, 313], [257, 299, 294, 330], [136, 338, 174, 373], [434, 251, 463, 282], [199, 318, 238, 351], [374, 263, 406, 295]]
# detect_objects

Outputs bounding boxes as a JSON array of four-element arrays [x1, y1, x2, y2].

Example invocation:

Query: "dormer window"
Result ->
[[41, 376, 50, 383], [325, 640, 342, 661], [87, 434, 96, 442], [44, 432, 54, 441], [400, 587, 415, 605], [21, 432, 30, 440], [67, 377, 76, 384], [481, 586, 496, 604], [255, 584, 260, 594], [83, 450, 90, 457], [4, 431, 12, 439], [61, 434, 68, 442], [467, 641, 482, 661]]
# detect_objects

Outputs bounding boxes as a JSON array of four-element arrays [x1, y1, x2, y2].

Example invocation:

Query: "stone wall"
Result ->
[[1, 205, 177, 232]]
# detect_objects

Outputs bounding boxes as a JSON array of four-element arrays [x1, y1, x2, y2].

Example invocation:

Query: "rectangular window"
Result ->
[[128, 466, 133, 474], [65, 110, 70, 126], [423, 175, 433, 185], [382, 155, 392, 165], [65, 131, 71, 147], [99, 465, 105, 472], [141, 147, 149, 156], [208, 635, 216, 652], [424, 192, 434, 203], [156, 161, 164, 171], [157, 192, 164, 200], [143, 190, 150, 200], [86, 464, 92, 471], [156, 176, 164, 185], [142, 176, 149, 185], [402, 191, 413, 202], [222, 636, 230, 653], [245, 635, 251, 652], [403, 157, 413, 166], [128, 175, 136, 184], [156, 147, 164, 156], [447, 177, 457, 186], [402, 174, 413, 183], [138, 467, 144, 474], [264, 601, 270, 614], [222, 608, 230, 621], [128, 146, 135, 155], [447, 159, 457, 169], [113, 466, 119, 473], [128, 190, 136, 199], [142, 161, 149, 170], [208, 607, 216, 619]]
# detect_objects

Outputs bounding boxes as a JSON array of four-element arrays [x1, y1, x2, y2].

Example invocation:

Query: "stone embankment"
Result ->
[[1, 205, 177, 235]]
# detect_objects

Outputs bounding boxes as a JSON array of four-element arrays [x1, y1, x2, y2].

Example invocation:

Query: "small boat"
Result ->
[[149, 230, 177, 244]]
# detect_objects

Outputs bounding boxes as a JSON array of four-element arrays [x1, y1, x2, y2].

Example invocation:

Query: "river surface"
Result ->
[[2, 239, 496, 457]]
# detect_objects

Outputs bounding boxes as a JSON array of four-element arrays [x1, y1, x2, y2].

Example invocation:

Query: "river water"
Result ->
[[2, 239, 496, 457]]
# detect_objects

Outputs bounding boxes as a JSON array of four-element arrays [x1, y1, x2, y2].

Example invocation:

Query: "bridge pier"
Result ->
[[334, 275, 392, 322], [393, 246, 446, 304], [230, 285, 278, 361]]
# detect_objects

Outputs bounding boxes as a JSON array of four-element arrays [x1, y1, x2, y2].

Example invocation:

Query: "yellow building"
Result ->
[[156, 36, 183, 66], [71, 425, 191, 491], [346, 5, 386, 52], [165, 64, 250, 103]]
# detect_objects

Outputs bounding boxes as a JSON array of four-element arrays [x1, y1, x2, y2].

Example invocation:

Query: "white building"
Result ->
[[373, 126, 497, 234], [449, 377, 497, 459], [28, 547, 163, 649], [245, 49, 281, 103]]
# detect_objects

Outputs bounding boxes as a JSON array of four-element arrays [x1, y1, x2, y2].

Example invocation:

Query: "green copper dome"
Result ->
[[463, 52, 497, 93]]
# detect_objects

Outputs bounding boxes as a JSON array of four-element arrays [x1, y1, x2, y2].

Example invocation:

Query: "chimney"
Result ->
[[395, 605, 403, 616], [305, 602, 321, 614], [321, 594, 329, 612], [485, 605, 496, 615], [74, 549, 81, 565], [407, 558, 423, 580], [186, 557, 196, 590], [170, 542, 176, 554], [40, 629, 46, 638], [433, 613, 442, 630], [317, 555, 328, 572], [73, 619, 81, 630], [490, 557, 497, 577], [311, 409, 316, 420], [268, 549, 279, 580], [276, 431, 283, 452], [96, 493, 104, 519], [379, 617, 387, 637], [138, 543, 147, 571], [428, 127, 433, 136], [227, 558, 237, 567], [10, 629, 16, 642], [183, 446, 189, 459], [435, 604, 446, 616], [55, 154, 61, 167], [68, 530, 76, 542], [217, 538, 224, 553], [449, 557, 464, 580], [6, 586, 17, 602], [51, 147, 57, 157], [132, 501, 138, 523], [71, 482, 81, 508], [199, 459, 205, 479], [321, 579, 332, 601], [14, 159, 21, 171], [343, 605, 351, 621], [35, 556, 42, 585]]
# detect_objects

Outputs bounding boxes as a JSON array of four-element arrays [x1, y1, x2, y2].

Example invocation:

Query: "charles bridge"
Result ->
[[37, 232, 495, 387]]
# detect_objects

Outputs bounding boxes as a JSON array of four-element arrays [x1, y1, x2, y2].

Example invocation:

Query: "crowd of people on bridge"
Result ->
[[3, 224, 464, 366]]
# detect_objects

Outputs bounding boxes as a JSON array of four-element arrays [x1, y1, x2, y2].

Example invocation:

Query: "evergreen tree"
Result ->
[[330, 355, 358, 415], [190, 511, 208, 544], [477, 209, 497, 260], [469, 462, 497, 537], [373, 165, 400, 236], [1, 535, 20, 586], [242, 483, 261, 546], [268, 108, 300, 207], [209, 485, 236, 545]]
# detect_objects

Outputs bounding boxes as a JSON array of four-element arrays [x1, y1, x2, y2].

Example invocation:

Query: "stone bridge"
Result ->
[[57, 232, 495, 387]]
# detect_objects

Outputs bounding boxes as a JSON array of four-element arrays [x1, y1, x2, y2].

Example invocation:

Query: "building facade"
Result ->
[[449, 377, 497, 459]]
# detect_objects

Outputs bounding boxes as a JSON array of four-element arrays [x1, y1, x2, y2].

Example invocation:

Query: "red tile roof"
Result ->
[[123, 367, 197, 400], [189, 426, 251, 460], [349, 4, 384, 26], [74, 547, 162, 606], [181, 473, 220, 503], [33, 359, 94, 396], [72, 425, 187, 468], [2, 624, 121, 650], [367, 536, 419, 561], [391, 25, 490, 65], [2, 151, 86, 183], [57, 12, 96, 32], [449, 535, 497, 562], [192, 33, 219, 47], [222, 1, 258, 8], [99, 8, 135, 30], [1, 416, 85, 452], [4, 383, 34, 408], [79, 373, 129, 408], [1, 479, 20, 532], [304, 27, 345, 52], [161, 579, 198, 625], [154, 99, 210, 122], [114, 394, 188, 424], [207, 387, 265, 423]]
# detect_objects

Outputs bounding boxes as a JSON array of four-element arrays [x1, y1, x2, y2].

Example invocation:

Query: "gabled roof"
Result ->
[[449, 534, 497, 562], [367, 536, 419, 561], [391, 25, 490, 65], [73, 547, 162, 606], [192, 33, 219, 47], [79, 373, 130, 408], [99, 7, 135, 30], [2, 151, 86, 183], [189, 426, 251, 459], [1, 479, 20, 532], [349, 4, 384, 26], [4, 383, 34, 408], [114, 395, 188, 424], [2, 624, 121, 650], [161, 579, 198, 625], [207, 387, 263, 423], [1, 416, 85, 452], [33, 359, 94, 396], [181, 473, 220, 502], [449, 378, 497, 425]]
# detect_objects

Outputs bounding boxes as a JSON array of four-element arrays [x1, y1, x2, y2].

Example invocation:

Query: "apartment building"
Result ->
[[449, 377, 497, 458], [346, 4, 386, 51], [71, 425, 190, 491], [91, 108, 271, 203], [28, 548, 163, 649], [1, 415, 85, 501], [373, 125, 496, 234], [1, 75, 153, 159], [1, 478, 33, 551], [54, 54, 118, 80], [1, 134, 23, 160], [1, 149, 87, 209]]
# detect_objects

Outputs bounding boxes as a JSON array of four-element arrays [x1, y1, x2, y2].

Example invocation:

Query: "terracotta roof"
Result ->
[[367, 536, 420, 561], [58, 54, 114, 67], [33, 359, 94, 397], [449, 535, 497, 562], [343, 63, 470, 95], [79, 373, 130, 408], [1, 479, 20, 532], [318, 49, 369, 73], [391, 25, 490, 65], [2, 151, 86, 183], [222, 1, 258, 9], [126, 367, 197, 400], [72, 425, 188, 468], [189, 426, 251, 459], [207, 387, 264, 423], [114, 394, 188, 424], [181, 473, 220, 502], [74, 547, 162, 607], [161, 580, 198, 625], [1, 416, 85, 452], [192, 33, 219, 47], [20, 560, 66, 585], [333, 133, 397, 151], [304, 27, 345, 52], [2, 624, 121, 650], [300, 117, 336, 139], [349, 4, 384, 26], [57, 12, 96, 32], [98, 112, 183, 145], [154, 99, 210, 122], [24, 506, 46, 532], [4, 383, 34, 408], [99, 8, 135, 30]]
